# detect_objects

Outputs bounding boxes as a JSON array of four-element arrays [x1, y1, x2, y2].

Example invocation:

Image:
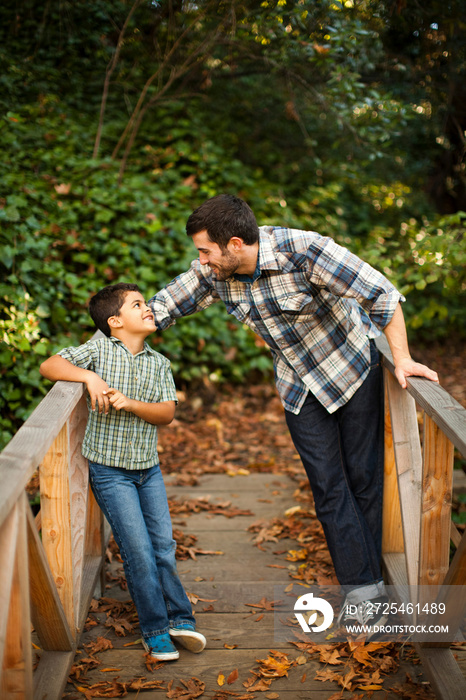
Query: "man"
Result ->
[[148, 194, 438, 631]]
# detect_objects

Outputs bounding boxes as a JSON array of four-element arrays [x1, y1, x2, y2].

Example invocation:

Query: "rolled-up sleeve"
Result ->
[[149, 260, 219, 330], [305, 236, 405, 330], [157, 358, 178, 403], [58, 344, 94, 369]]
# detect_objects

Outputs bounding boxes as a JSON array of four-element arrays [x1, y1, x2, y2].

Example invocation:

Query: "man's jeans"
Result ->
[[88, 462, 195, 639], [285, 341, 385, 600]]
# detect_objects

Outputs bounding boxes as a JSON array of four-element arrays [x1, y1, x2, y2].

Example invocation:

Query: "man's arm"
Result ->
[[40, 355, 111, 413], [149, 260, 218, 330], [104, 389, 176, 425], [383, 303, 439, 388]]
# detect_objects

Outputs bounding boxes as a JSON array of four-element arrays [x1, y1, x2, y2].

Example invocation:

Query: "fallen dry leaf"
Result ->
[[227, 668, 239, 684], [319, 647, 344, 666], [255, 650, 293, 678], [244, 597, 283, 611], [186, 592, 217, 605], [104, 615, 134, 636], [143, 651, 164, 673], [243, 675, 272, 691], [83, 637, 114, 656], [166, 676, 206, 699]]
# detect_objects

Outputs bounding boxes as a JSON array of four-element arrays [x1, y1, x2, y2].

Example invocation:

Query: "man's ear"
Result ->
[[108, 315, 122, 329], [229, 236, 245, 252]]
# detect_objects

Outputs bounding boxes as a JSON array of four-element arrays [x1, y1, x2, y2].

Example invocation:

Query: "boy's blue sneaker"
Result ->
[[142, 632, 179, 661], [169, 623, 206, 653]]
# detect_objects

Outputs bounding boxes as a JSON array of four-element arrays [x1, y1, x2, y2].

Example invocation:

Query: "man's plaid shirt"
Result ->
[[149, 226, 404, 414], [58, 336, 177, 468]]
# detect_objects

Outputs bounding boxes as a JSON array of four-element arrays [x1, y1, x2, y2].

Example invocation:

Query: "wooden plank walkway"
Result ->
[[61, 472, 443, 699]]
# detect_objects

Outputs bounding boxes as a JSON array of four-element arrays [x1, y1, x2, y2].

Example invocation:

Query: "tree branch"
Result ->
[[93, 0, 142, 159]]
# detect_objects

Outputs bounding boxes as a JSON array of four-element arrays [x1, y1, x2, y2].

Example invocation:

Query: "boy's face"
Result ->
[[110, 291, 156, 336]]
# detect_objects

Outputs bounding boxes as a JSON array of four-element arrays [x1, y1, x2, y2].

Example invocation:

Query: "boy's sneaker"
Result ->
[[169, 623, 206, 653], [337, 596, 389, 639], [142, 632, 179, 661]]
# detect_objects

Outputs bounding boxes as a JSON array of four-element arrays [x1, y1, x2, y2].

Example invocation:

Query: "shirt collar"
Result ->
[[108, 335, 156, 356], [258, 226, 296, 273], [234, 227, 291, 281]]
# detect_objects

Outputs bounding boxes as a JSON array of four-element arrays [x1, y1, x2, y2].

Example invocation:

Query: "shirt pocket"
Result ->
[[276, 292, 318, 324]]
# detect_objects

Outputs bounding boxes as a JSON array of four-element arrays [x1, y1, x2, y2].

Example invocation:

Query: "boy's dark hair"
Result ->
[[186, 194, 259, 249], [89, 283, 140, 337]]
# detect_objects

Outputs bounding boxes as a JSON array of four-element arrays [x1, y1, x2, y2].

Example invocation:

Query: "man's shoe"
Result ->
[[142, 632, 179, 661], [337, 596, 389, 639], [169, 623, 206, 653]]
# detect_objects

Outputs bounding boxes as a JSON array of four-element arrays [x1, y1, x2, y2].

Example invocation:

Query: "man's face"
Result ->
[[113, 291, 156, 334], [191, 230, 241, 281]]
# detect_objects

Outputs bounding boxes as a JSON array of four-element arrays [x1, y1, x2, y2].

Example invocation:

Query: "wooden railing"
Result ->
[[377, 335, 466, 700], [0, 370, 106, 699], [0, 335, 465, 699]]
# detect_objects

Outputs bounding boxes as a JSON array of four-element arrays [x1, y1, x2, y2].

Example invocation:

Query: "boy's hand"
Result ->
[[85, 375, 112, 413], [105, 388, 134, 413]]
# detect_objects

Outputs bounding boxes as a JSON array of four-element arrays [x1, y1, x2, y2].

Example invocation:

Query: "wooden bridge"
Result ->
[[1, 335, 465, 699]]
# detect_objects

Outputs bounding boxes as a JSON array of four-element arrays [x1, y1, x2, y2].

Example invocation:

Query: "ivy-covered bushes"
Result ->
[[2, 97, 466, 449], [0, 101, 276, 447], [1, 0, 466, 451]]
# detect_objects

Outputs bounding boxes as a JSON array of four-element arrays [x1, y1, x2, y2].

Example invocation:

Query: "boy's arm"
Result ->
[[40, 355, 112, 413], [104, 389, 176, 425]]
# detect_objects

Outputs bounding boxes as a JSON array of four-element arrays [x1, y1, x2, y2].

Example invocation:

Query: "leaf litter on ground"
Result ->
[[64, 384, 439, 699]]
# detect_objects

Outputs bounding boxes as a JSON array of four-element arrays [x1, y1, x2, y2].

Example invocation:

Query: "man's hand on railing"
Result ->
[[394, 357, 439, 390]]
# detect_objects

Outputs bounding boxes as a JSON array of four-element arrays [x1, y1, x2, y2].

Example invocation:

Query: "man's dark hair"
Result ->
[[186, 194, 259, 248], [89, 283, 140, 337]]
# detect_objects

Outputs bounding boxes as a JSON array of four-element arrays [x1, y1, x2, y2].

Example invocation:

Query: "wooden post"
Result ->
[[68, 396, 90, 624], [26, 505, 74, 651], [382, 375, 404, 554], [0, 495, 33, 699], [384, 371, 423, 587], [40, 423, 76, 635], [419, 414, 455, 587]]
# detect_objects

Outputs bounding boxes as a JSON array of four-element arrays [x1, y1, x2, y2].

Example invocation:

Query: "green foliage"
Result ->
[[348, 210, 466, 339], [1, 0, 466, 451], [0, 100, 277, 449]]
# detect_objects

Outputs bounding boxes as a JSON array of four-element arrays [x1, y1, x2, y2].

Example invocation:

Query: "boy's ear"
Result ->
[[108, 315, 122, 329]]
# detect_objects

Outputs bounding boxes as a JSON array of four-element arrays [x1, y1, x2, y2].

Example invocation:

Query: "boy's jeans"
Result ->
[[285, 340, 385, 601], [88, 461, 195, 639]]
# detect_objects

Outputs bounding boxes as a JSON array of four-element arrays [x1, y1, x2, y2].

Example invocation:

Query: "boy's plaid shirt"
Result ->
[[149, 226, 404, 415], [58, 337, 177, 468]]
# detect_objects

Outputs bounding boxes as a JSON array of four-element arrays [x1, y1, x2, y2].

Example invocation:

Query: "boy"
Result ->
[[40, 282, 206, 661]]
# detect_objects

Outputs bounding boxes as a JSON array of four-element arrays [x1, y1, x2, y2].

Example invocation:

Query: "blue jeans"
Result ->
[[285, 341, 385, 599], [88, 462, 195, 639]]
